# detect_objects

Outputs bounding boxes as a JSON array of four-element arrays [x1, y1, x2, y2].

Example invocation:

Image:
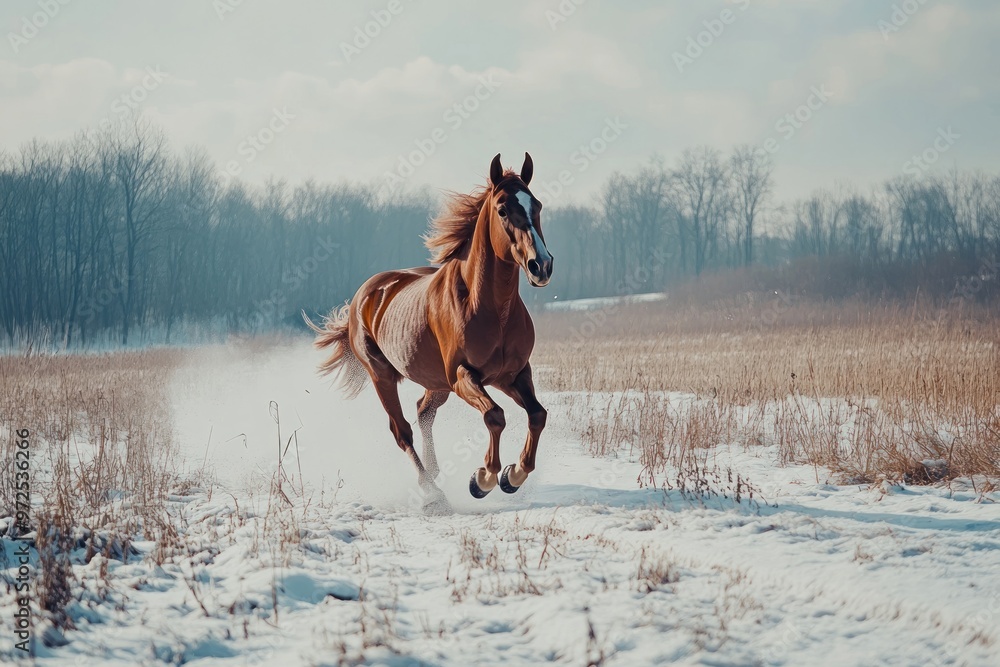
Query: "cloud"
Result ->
[[771, 2, 984, 107], [0, 58, 120, 142], [513, 31, 644, 91], [1, 1, 998, 202]]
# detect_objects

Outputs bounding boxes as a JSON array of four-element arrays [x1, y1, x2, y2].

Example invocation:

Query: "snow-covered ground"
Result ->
[[6, 342, 1000, 666], [541, 292, 666, 312]]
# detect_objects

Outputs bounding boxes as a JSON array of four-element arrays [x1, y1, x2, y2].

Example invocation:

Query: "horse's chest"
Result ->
[[464, 312, 532, 379]]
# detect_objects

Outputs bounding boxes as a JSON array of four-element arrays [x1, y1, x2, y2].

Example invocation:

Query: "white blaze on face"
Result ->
[[515, 190, 532, 223], [529, 226, 551, 263], [515, 189, 551, 263]]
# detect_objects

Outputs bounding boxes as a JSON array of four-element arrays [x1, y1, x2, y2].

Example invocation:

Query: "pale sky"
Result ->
[[2, 0, 998, 204]]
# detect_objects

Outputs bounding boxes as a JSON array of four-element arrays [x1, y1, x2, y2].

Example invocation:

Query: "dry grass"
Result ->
[[0, 349, 184, 633], [0, 349, 182, 517], [0, 345, 322, 650], [535, 297, 1000, 486], [635, 546, 679, 593]]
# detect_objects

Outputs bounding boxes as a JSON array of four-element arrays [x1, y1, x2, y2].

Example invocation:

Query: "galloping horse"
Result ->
[[306, 153, 553, 511]]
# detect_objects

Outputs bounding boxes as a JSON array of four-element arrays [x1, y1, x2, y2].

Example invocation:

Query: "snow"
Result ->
[[541, 292, 666, 312], [2, 341, 999, 666]]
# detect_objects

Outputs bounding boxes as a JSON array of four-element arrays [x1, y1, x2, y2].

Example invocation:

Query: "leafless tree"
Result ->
[[730, 144, 773, 266], [673, 146, 730, 276], [108, 117, 169, 344]]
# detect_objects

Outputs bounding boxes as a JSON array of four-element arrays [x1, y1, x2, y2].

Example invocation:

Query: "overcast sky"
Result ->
[[2, 0, 998, 204]]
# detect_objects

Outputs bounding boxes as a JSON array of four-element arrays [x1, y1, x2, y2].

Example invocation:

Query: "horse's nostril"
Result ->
[[527, 259, 540, 276]]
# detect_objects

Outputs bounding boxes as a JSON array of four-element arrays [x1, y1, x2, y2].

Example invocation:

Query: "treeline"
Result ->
[[2, 120, 999, 348], [1, 120, 434, 347], [545, 146, 1000, 300]]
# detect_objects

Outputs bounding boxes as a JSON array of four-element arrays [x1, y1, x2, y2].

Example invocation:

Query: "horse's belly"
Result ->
[[374, 279, 441, 384]]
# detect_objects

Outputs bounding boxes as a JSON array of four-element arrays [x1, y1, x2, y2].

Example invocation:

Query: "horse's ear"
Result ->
[[490, 153, 503, 186], [521, 152, 533, 186]]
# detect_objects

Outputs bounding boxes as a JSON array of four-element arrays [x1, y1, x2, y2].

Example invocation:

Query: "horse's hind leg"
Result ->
[[416, 390, 449, 480], [369, 374, 450, 513], [495, 364, 547, 494]]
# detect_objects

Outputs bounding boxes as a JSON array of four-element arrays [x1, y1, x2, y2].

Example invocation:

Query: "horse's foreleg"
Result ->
[[453, 365, 505, 498], [416, 389, 449, 480], [496, 364, 547, 493]]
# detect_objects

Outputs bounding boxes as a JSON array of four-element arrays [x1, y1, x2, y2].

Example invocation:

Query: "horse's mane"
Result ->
[[424, 168, 516, 264]]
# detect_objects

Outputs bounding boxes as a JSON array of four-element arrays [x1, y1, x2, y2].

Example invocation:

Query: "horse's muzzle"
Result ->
[[525, 255, 553, 287]]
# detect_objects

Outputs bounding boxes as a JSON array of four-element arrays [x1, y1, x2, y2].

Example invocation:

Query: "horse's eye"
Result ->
[[497, 206, 507, 218]]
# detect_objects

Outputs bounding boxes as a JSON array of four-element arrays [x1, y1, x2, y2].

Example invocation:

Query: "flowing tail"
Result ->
[[302, 304, 369, 399]]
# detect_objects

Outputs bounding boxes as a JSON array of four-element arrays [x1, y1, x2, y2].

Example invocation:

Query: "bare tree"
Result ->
[[730, 144, 773, 266], [673, 147, 729, 276], [108, 118, 169, 344]]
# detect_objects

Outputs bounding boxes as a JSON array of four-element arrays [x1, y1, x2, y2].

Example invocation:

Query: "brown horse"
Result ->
[[306, 153, 553, 512]]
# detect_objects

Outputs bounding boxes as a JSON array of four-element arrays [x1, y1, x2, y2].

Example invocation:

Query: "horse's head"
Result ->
[[487, 152, 553, 287]]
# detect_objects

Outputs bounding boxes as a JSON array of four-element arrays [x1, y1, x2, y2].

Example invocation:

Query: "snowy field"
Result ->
[[9, 341, 1000, 666], [542, 292, 667, 312]]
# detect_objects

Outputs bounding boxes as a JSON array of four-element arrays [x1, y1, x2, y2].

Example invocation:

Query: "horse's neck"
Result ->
[[461, 205, 519, 315]]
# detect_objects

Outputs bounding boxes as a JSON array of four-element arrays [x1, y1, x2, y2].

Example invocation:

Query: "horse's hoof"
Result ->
[[499, 464, 521, 494], [469, 470, 492, 499]]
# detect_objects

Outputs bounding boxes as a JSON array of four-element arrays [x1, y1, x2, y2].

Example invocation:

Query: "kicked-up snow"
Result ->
[[2, 341, 999, 666]]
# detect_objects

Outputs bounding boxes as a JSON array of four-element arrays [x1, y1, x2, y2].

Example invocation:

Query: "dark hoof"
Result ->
[[469, 471, 492, 499], [499, 464, 520, 494]]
